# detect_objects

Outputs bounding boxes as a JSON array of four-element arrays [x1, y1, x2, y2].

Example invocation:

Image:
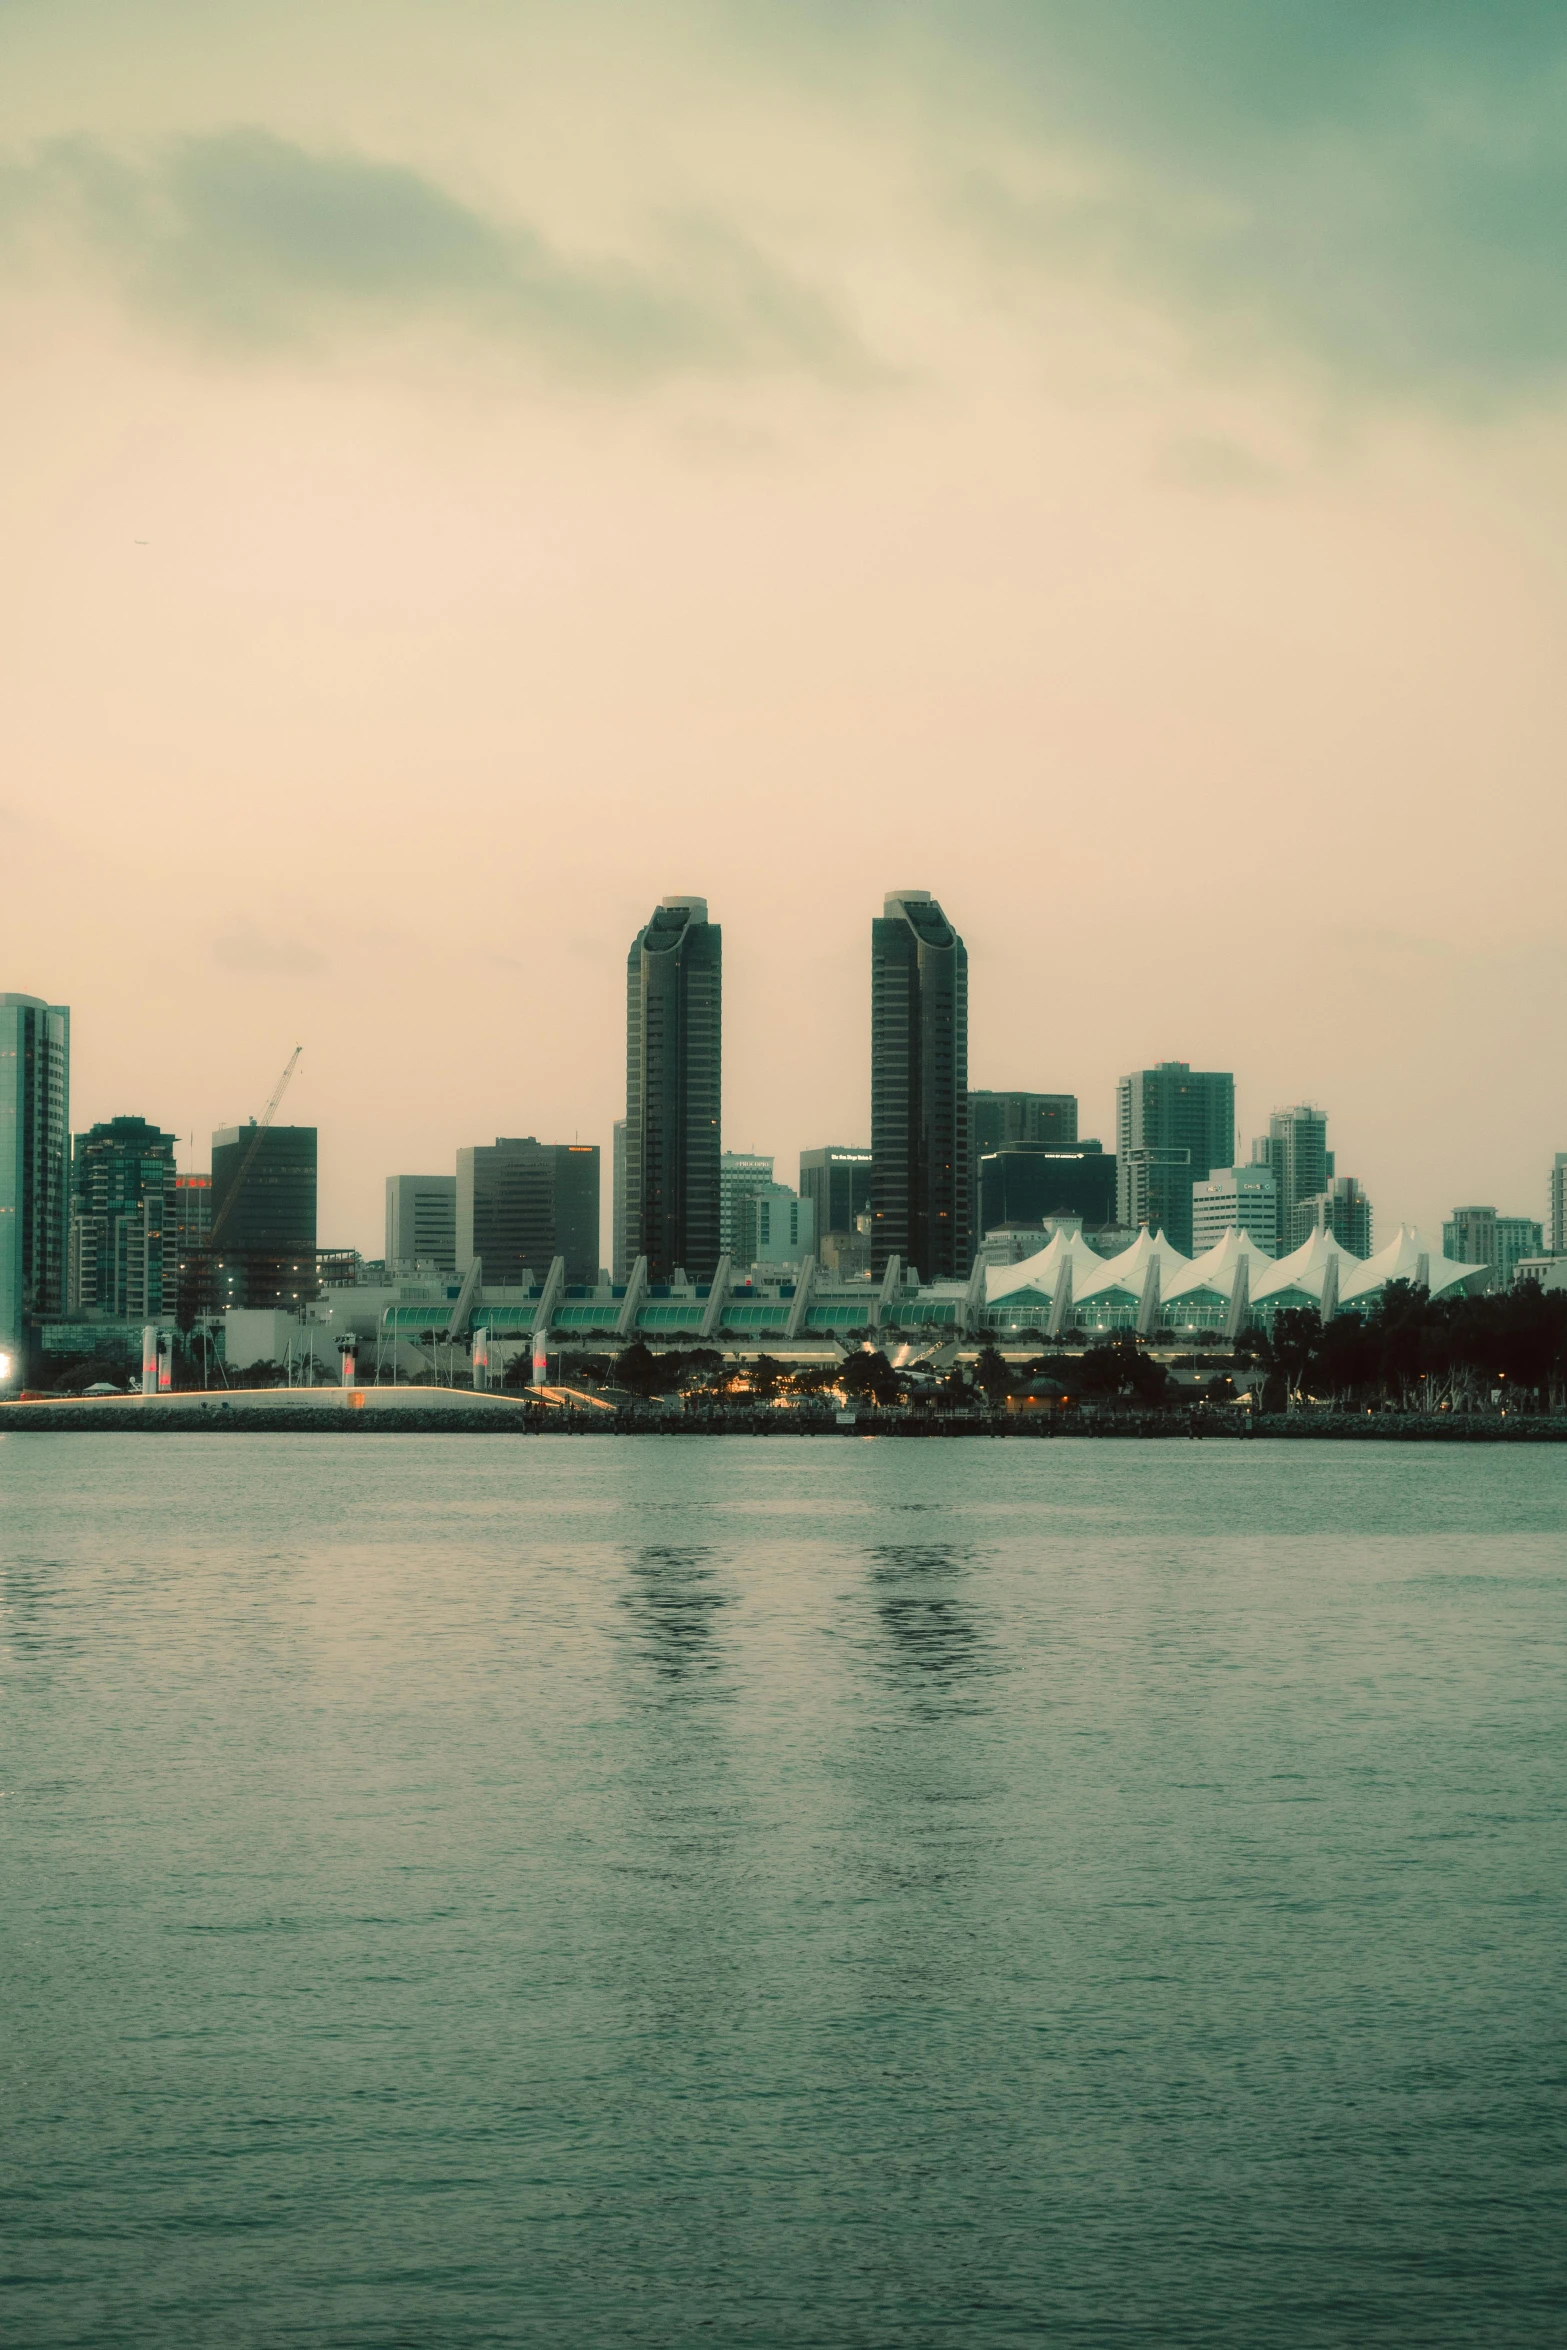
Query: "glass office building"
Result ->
[[799, 1147, 872, 1251], [0, 993, 71, 1376], [969, 1091, 1077, 1157], [977, 1141, 1116, 1236], [871, 891, 968, 1281], [625, 896, 722, 1281], [1116, 1062, 1234, 1254], [208, 1123, 318, 1310], [457, 1139, 600, 1287]]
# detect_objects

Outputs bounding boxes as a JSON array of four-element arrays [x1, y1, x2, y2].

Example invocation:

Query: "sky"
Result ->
[[4, 0, 1566, 1259]]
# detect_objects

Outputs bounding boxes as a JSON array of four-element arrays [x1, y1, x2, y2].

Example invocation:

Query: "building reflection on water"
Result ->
[[863, 1542, 997, 1717], [615, 1541, 734, 1692]]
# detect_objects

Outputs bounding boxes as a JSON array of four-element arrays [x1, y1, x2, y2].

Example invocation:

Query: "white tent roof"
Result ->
[[1073, 1226, 1191, 1305], [1161, 1225, 1274, 1306], [1249, 1225, 1356, 1308], [985, 1224, 1106, 1306], [1337, 1224, 1481, 1309]]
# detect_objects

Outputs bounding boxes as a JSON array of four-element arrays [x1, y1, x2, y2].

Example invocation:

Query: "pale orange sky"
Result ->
[[4, 1, 1565, 1255]]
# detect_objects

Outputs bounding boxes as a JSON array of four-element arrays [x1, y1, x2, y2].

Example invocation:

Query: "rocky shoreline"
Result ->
[[6, 1398, 1567, 1440]]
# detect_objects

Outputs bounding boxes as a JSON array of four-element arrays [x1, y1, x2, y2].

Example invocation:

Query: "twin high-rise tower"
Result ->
[[621, 889, 969, 1287], [870, 891, 968, 1280], [624, 896, 724, 1282]]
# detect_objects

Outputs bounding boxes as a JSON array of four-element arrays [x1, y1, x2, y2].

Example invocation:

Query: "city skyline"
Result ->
[[14, 890, 1561, 1274]]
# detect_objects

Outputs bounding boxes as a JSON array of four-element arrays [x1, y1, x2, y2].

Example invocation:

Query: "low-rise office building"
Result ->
[[977, 1141, 1116, 1238], [737, 1184, 815, 1270]]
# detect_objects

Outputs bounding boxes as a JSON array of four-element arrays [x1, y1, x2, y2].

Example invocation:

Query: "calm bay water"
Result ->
[[2, 1433, 1565, 2347]]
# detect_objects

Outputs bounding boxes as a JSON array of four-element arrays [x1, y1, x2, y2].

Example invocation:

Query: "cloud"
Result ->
[[1157, 435, 1285, 491], [0, 127, 878, 384], [213, 926, 326, 975], [760, 0, 1567, 409]]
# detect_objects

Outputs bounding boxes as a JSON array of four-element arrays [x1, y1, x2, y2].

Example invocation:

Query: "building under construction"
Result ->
[[174, 1049, 317, 1320]]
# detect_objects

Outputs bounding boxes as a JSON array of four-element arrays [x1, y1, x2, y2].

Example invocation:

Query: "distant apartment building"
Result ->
[[799, 1147, 872, 1257], [977, 1141, 1116, 1237], [1294, 1174, 1373, 1257], [720, 1152, 774, 1264], [1551, 1153, 1567, 1256], [1442, 1206, 1544, 1291], [385, 1174, 458, 1271], [737, 1185, 815, 1270], [1191, 1162, 1279, 1257], [457, 1138, 600, 1287], [1253, 1106, 1331, 1236], [0, 993, 70, 1374], [1116, 1062, 1233, 1254], [67, 1114, 178, 1320]]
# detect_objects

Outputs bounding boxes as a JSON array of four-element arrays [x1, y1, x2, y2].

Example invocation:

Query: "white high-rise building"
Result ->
[[1191, 1163, 1278, 1258]]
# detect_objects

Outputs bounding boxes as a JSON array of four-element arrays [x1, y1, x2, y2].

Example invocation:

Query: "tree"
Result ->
[[840, 1349, 902, 1407], [1078, 1333, 1168, 1406], [614, 1340, 662, 1398], [750, 1354, 786, 1400], [1258, 1307, 1320, 1403], [971, 1345, 1012, 1404]]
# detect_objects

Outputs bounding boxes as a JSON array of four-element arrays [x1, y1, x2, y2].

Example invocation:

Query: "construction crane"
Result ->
[[207, 1046, 303, 1251]]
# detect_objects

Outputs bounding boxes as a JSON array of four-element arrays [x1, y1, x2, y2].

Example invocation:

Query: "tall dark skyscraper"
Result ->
[[0, 993, 70, 1375], [625, 895, 722, 1282], [870, 891, 968, 1281], [208, 1123, 318, 1309]]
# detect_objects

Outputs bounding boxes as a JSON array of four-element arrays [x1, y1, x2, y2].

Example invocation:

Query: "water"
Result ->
[[2, 1434, 1565, 2348]]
